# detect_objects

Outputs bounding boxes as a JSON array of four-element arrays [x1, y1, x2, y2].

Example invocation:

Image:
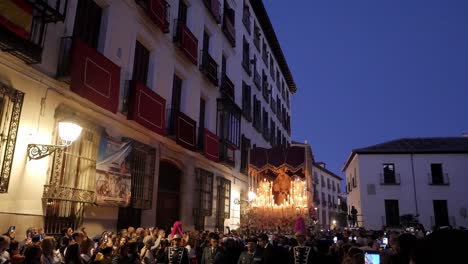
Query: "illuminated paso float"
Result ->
[[241, 143, 316, 234]]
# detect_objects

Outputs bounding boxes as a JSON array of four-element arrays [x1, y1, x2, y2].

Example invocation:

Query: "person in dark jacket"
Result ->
[[257, 234, 277, 264]]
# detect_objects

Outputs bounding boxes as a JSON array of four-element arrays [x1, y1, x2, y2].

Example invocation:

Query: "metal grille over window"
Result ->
[[193, 168, 214, 230], [127, 140, 156, 209], [216, 177, 231, 230], [44, 124, 100, 234], [0, 83, 24, 193]]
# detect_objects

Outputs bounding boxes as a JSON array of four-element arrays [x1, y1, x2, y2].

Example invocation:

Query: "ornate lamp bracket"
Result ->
[[27, 144, 65, 160]]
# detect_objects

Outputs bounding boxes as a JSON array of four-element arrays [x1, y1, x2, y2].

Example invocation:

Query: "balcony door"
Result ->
[[74, 0, 102, 49], [433, 200, 449, 227], [169, 75, 182, 134], [178, 0, 188, 24], [383, 163, 396, 184], [431, 163, 444, 184], [385, 200, 400, 227]]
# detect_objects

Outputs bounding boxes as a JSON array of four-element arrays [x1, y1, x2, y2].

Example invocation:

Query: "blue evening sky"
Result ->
[[264, 0, 468, 177]]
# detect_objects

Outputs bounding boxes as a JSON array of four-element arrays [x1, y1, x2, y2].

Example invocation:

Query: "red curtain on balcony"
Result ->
[[177, 22, 198, 65], [127, 81, 166, 136], [0, 0, 33, 39], [176, 111, 196, 151], [71, 39, 121, 113], [204, 129, 219, 162]]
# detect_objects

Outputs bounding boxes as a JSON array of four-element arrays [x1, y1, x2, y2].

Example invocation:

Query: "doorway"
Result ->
[[433, 200, 449, 227], [156, 160, 182, 232]]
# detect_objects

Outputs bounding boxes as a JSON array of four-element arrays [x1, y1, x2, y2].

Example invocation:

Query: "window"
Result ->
[[352, 176, 357, 188], [269, 119, 276, 146], [217, 98, 241, 148], [0, 84, 24, 193], [242, 82, 252, 121], [193, 168, 214, 230], [242, 36, 251, 75], [430, 163, 447, 185], [178, 0, 188, 23], [253, 96, 261, 132], [240, 136, 251, 174], [203, 30, 210, 54], [327, 178, 331, 189], [328, 194, 331, 207], [332, 181, 336, 192], [132, 41, 150, 85], [44, 123, 100, 234], [253, 22, 260, 50], [197, 98, 206, 150], [321, 175, 325, 187], [216, 177, 231, 230], [385, 200, 400, 226], [262, 108, 269, 140], [242, 2, 251, 33], [269, 57, 275, 79], [383, 163, 397, 184], [221, 55, 227, 78], [262, 40, 268, 65], [314, 172, 319, 185], [276, 128, 281, 146], [73, 0, 102, 49], [321, 192, 326, 207]]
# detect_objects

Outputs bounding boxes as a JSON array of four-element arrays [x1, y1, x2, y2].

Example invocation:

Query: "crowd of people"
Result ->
[[0, 221, 466, 264]]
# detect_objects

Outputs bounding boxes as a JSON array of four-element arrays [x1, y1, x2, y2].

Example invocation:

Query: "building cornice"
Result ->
[[249, 0, 297, 93]]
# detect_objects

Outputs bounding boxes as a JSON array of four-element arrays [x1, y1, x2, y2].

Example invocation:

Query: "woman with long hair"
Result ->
[[23, 245, 42, 264], [41, 237, 58, 264]]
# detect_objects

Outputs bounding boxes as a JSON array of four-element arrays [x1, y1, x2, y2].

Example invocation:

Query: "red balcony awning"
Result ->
[[127, 81, 166, 136], [176, 21, 198, 65], [176, 111, 196, 151], [71, 39, 121, 113], [204, 129, 219, 162], [147, 0, 169, 33]]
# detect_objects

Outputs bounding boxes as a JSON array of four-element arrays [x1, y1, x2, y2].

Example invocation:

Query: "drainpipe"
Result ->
[[410, 154, 419, 216]]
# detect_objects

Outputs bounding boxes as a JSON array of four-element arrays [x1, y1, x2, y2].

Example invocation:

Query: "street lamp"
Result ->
[[27, 121, 83, 160], [332, 220, 337, 225]]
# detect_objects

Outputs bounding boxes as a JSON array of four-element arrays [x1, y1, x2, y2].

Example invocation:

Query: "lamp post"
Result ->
[[27, 121, 83, 160]]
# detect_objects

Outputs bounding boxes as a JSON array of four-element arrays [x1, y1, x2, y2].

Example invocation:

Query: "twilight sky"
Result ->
[[263, 0, 468, 177]]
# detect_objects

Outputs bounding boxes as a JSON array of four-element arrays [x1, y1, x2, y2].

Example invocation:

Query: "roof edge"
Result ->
[[314, 163, 343, 180], [249, 0, 297, 93]]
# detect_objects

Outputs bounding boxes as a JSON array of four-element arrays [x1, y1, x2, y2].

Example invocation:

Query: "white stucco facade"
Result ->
[[0, 0, 295, 236], [344, 149, 468, 230], [312, 163, 343, 228]]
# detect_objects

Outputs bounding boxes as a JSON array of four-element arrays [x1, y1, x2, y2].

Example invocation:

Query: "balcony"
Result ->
[[253, 69, 261, 91], [167, 108, 197, 151], [135, 0, 170, 33], [203, 129, 220, 162], [56, 37, 121, 113], [125, 80, 166, 136], [219, 140, 235, 167], [428, 173, 450, 186], [217, 97, 241, 149], [203, 0, 221, 23], [0, 0, 69, 63], [220, 74, 235, 101], [200, 50, 219, 86], [380, 173, 401, 185], [222, 8, 236, 47], [173, 20, 198, 65]]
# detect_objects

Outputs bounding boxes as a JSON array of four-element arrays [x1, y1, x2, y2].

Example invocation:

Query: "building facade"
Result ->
[[343, 137, 468, 230], [0, 0, 296, 236], [312, 162, 343, 228]]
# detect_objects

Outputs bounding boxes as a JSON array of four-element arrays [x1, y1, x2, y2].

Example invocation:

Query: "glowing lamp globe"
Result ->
[[248, 191, 257, 201], [58, 121, 83, 144]]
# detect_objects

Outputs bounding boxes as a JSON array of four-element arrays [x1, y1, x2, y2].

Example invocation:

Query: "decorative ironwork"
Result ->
[[42, 184, 95, 203], [27, 144, 65, 160], [0, 84, 24, 193]]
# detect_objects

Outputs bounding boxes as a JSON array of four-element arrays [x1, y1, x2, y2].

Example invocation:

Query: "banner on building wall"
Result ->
[[96, 137, 133, 207]]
